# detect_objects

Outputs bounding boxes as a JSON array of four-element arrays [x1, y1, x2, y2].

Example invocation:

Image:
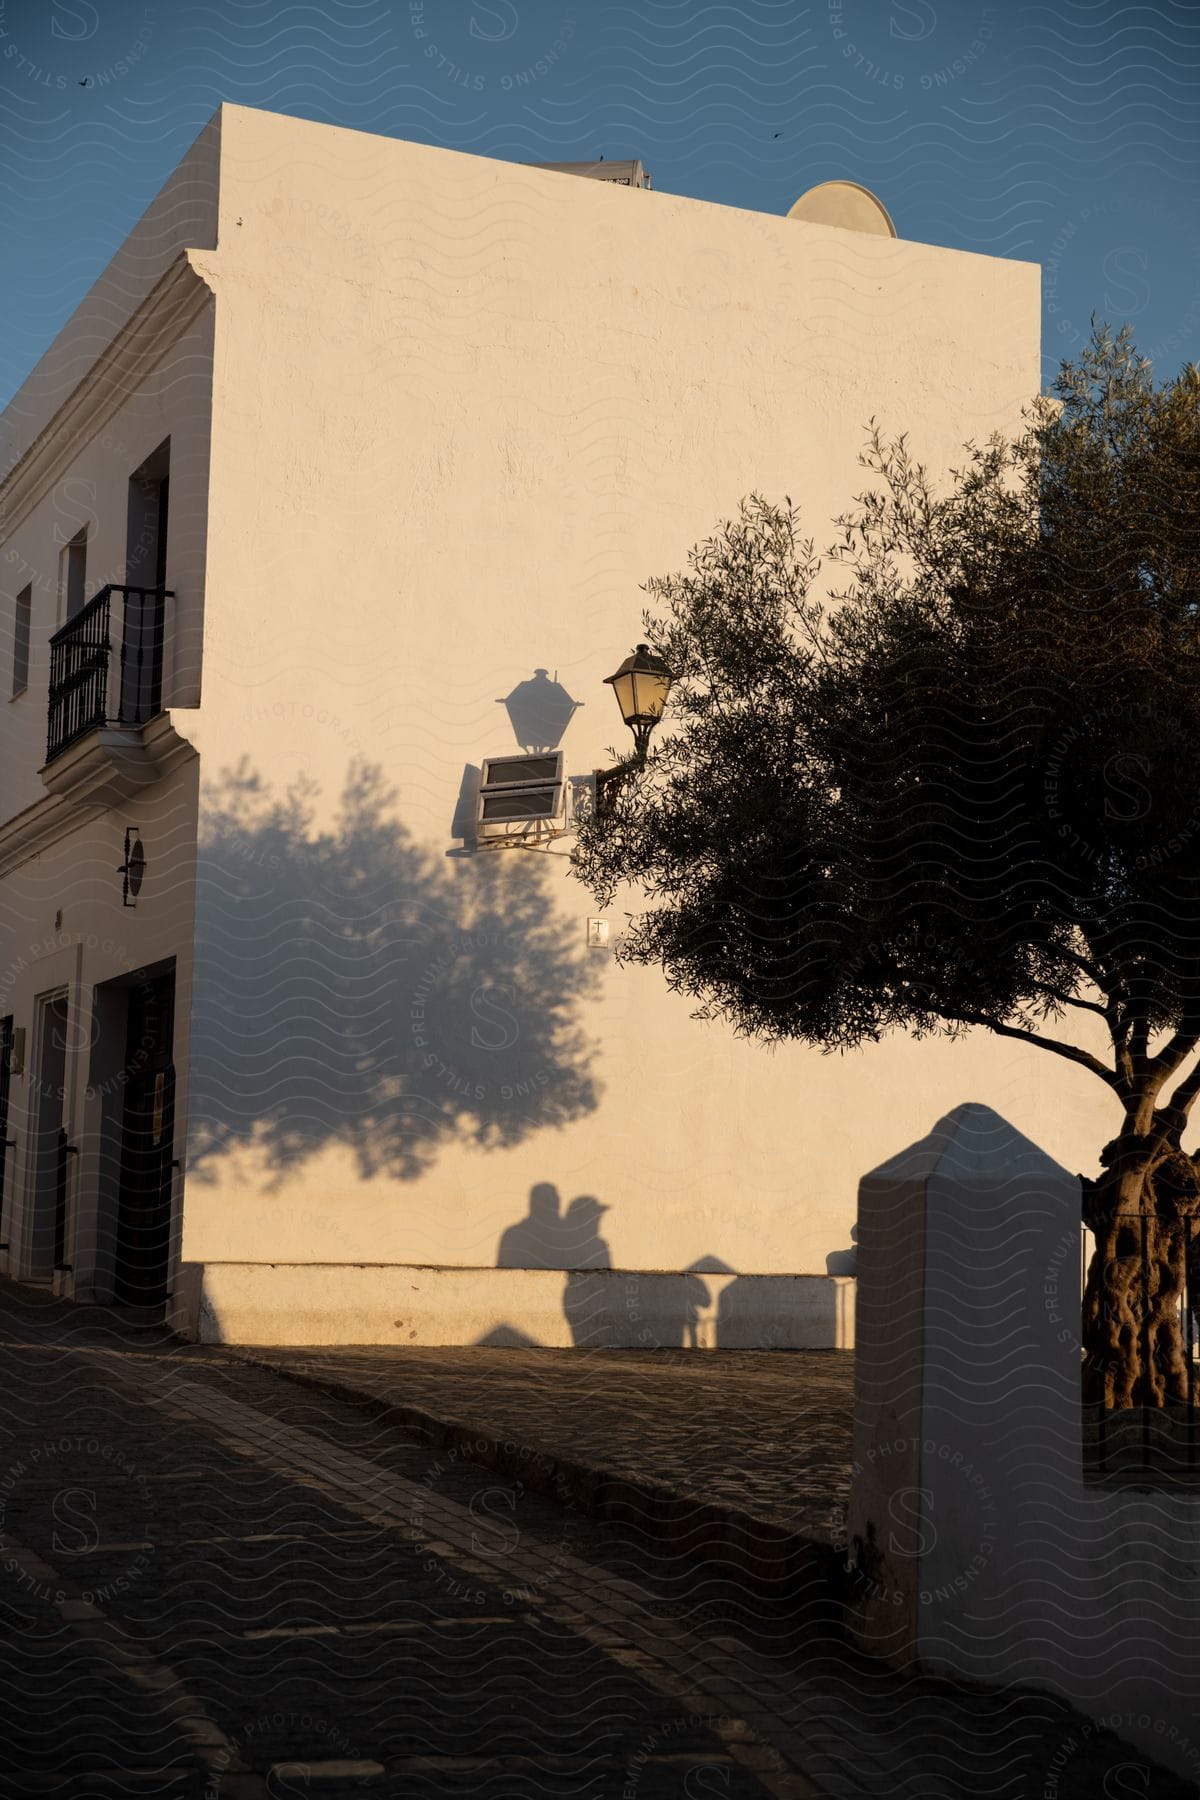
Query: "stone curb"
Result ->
[[228, 1348, 849, 1618]]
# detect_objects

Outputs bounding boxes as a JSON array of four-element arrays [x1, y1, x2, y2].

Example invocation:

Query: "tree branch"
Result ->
[[1112, 1029, 1135, 1092], [1129, 1008, 1150, 1072], [929, 1007, 1121, 1090], [1054, 943, 1120, 999], [1030, 984, 1110, 1022], [1164, 1049, 1200, 1125], [1148, 1024, 1200, 1082]]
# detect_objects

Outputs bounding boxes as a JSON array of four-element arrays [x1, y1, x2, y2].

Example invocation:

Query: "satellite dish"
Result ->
[[786, 180, 896, 238]]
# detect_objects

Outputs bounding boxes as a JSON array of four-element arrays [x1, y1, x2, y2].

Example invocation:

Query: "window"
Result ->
[[11, 585, 31, 698], [126, 438, 170, 589], [123, 439, 171, 725], [57, 527, 87, 623]]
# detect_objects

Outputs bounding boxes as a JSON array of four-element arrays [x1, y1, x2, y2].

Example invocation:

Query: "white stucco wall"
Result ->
[[186, 1264, 854, 1350], [0, 756, 199, 1295], [0, 105, 1121, 1345], [160, 105, 1116, 1332], [0, 303, 214, 820], [0, 224, 213, 1298]]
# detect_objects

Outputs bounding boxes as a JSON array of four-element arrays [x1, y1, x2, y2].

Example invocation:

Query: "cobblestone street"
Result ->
[[236, 1346, 857, 1547], [0, 1280, 1193, 1798]]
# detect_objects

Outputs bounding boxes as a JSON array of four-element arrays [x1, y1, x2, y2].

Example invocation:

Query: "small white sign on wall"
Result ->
[[587, 919, 609, 950]]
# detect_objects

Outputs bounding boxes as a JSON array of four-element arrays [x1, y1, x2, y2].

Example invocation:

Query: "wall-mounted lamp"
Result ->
[[595, 643, 674, 815], [119, 828, 146, 907], [603, 643, 673, 763]]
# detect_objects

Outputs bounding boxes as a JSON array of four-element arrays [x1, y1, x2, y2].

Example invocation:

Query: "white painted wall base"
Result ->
[[169, 1262, 855, 1350]]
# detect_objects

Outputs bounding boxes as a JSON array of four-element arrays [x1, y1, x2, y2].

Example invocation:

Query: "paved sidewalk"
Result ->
[[234, 1345, 855, 1600], [0, 1282, 1194, 1797]]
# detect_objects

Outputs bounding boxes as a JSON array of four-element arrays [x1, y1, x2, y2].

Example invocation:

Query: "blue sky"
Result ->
[[2, 0, 1198, 407]]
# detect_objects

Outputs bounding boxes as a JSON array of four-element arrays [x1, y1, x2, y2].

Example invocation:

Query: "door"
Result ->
[[0, 1016, 12, 1247], [113, 971, 176, 1308], [31, 993, 70, 1278]]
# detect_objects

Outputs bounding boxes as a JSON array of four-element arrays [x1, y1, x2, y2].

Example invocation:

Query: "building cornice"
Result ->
[[0, 713, 196, 880], [0, 253, 214, 541]]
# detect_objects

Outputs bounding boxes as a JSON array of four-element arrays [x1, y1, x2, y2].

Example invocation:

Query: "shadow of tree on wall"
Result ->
[[187, 759, 601, 1186]]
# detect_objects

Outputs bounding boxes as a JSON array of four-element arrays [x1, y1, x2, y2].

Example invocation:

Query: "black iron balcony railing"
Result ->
[[46, 583, 173, 765]]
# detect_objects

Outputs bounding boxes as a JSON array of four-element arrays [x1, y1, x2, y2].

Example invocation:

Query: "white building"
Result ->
[[0, 105, 1109, 1347]]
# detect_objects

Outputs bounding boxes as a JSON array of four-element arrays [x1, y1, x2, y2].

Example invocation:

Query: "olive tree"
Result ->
[[573, 327, 1200, 1410]]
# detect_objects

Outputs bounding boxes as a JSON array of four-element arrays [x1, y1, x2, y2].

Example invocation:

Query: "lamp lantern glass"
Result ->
[[603, 644, 672, 758]]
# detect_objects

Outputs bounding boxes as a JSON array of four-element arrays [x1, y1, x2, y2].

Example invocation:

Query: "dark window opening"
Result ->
[[11, 585, 31, 697], [121, 438, 171, 724], [126, 438, 170, 591], [59, 529, 87, 623]]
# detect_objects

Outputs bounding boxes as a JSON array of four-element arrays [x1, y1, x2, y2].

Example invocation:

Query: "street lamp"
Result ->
[[603, 643, 673, 764], [595, 643, 673, 817]]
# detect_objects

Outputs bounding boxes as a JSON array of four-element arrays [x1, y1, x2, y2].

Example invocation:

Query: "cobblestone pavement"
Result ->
[[0, 1281, 1194, 1799], [236, 1348, 855, 1546]]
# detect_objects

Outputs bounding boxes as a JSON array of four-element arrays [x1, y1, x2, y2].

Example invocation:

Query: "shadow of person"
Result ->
[[562, 1194, 611, 1266], [497, 1182, 570, 1269], [716, 1275, 769, 1348], [679, 1254, 735, 1348], [561, 1195, 614, 1347], [826, 1223, 858, 1276], [627, 1254, 734, 1351]]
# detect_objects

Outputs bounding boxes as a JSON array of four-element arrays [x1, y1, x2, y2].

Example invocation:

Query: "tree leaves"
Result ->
[[572, 327, 1200, 1121]]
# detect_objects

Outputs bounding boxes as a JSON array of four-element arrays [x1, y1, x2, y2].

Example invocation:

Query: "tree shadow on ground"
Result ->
[[187, 759, 601, 1187]]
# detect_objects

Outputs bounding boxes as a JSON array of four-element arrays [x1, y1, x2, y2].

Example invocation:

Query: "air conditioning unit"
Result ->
[[476, 751, 567, 844]]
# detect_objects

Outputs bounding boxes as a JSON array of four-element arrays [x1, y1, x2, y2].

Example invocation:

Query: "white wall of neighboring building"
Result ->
[[0, 302, 215, 812], [0, 762, 198, 1296], [0, 291, 210, 1292], [154, 105, 1116, 1344], [0, 118, 217, 1306]]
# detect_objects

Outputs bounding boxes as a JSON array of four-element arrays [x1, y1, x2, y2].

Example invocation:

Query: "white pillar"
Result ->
[[848, 1102, 1200, 1783]]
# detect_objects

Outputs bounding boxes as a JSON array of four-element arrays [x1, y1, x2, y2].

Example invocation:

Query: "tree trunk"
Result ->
[[1081, 1135, 1200, 1411]]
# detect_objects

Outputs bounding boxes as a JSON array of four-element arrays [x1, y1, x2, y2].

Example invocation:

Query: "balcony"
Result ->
[[30, 583, 191, 823], [46, 583, 172, 765]]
